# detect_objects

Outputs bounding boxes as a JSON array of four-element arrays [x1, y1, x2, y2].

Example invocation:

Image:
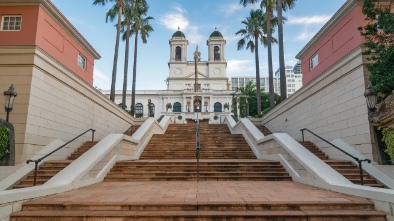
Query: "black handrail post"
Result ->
[[33, 161, 38, 186], [301, 129, 305, 142], [92, 129, 96, 143], [358, 160, 364, 185], [196, 115, 200, 182]]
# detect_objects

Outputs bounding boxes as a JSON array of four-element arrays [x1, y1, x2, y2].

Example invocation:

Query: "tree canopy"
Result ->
[[358, 0, 394, 95]]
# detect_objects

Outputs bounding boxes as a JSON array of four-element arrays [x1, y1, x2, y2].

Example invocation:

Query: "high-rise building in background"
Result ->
[[231, 62, 303, 97]]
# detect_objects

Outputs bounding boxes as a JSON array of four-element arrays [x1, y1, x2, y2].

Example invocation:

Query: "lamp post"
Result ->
[[364, 85, 377, 112], [3, 85, 17, 122]]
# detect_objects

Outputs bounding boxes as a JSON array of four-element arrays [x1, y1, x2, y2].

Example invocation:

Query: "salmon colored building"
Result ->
[[0, 0, 100, 85], [296, 0, 370, 85], [0, 0, 136, 167]]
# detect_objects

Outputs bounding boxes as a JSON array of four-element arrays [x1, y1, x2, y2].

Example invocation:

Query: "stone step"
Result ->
[[20, 201, 376, 211], [105, 176, 293, 181], [12, 204, 385, 221]]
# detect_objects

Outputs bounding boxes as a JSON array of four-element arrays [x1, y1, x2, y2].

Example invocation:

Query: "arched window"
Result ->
[[214, 46, 220, 61], [135, 103, 143, 118], [214, 102, 222, 112], [175, 46, 182, 61], [173, 102, 181, 112]]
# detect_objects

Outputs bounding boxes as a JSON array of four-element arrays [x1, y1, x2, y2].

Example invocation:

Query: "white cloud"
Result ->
[[160, 13, 189, 31], [93, 67, 111, 90], [227, 60, 255, 75], [221, 3, 243, 16], [287, 15, 332, 25], [159, 5, 189, 31], [288, 15, 332, 42], [186, 25, 203, 44]]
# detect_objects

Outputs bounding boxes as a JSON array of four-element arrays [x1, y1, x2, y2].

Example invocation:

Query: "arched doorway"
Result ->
[[173, 102, 181, 112], [214, 102, 222, 112], [194, 97, 201, 112]]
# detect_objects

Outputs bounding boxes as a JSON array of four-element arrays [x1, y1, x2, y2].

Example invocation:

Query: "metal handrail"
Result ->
[[26, 128, 96, 186], [196, 116, 200, 182], [300, 128, 371, 185]]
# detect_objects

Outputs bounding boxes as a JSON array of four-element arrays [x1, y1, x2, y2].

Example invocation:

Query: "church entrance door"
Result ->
[[194, 97, 201, 112]]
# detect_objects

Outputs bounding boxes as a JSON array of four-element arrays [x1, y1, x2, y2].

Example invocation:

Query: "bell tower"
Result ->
[[169, 27, 188, 62], [207, 27, 226, 62]]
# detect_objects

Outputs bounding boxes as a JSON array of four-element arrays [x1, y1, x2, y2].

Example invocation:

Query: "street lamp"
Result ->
[[3, 84, 17, 122], [364, 85, 377, 112]]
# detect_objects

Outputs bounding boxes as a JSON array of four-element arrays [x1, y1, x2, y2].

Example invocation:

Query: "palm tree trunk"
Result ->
[[267, 8, 275, 110], [122, 19, 131, 110], [110, 1, 123, 101], [254, 35, 262, 115], [277, 0, 287, 101], [131, 28, 139, 116]]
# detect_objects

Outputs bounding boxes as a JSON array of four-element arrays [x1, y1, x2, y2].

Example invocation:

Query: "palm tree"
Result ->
[[128, 1, 153, 116], [240, 0, 296, 105], [93, 0, 124, 101], [236, 9, 276, 115]]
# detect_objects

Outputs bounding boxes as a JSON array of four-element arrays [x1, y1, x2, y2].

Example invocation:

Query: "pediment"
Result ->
[[186, 72, 208, 78]]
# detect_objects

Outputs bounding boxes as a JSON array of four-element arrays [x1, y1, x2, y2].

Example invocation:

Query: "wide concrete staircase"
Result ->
[[300, 141, 385, 188], [10, 122, 387, 220], [105, 121, 291, 181], [12, 141, 97, 189]]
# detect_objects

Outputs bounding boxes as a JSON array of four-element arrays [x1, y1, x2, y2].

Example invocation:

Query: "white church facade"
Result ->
[[103, 28, 233, 121]]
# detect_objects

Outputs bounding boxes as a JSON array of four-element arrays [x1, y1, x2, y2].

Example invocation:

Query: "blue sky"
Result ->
[[51, 0, 347, 90]]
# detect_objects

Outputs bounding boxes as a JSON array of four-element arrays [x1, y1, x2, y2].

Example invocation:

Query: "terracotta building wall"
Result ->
[[35, 7, 94, 85], [301, 5, 366, 85], [0, 6, 38, 45], [0, 5, 94, 85]]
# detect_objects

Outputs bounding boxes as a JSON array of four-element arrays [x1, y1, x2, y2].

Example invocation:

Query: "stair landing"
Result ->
[[11, 181, 385, 221]]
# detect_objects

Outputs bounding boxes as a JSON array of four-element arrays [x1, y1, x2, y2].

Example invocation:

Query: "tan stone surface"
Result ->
[[29, 181, 369, 204]]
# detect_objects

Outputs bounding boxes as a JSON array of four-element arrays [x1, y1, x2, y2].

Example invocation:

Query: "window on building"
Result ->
[[292, 89, 295, 92], [214, 46, 220, 61], [135, 103, 143, 118], [292, 79, 295, 82], [310, 52, 318, 70], [288, 84, 291, 87], [77, 54, 86, 69], [239, 78, 244, 86], [232, 87, 237, 91], [173, 102, 181, 112], [292, 84, 295, 87], [175, 46, 182, 61], [288, 79, 291, 82], [1, 15, 22, 31], [288, 89, 291, 92], [214, 102, 222, 112]]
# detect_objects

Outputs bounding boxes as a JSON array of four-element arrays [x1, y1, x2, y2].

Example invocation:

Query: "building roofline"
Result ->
[[0, 0, 101, 59], [295, 0, 358, 59]]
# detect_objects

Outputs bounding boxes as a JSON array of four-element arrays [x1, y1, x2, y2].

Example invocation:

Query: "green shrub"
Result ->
[[382, 128, 394, 163], [0, 126, 10, 159]]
